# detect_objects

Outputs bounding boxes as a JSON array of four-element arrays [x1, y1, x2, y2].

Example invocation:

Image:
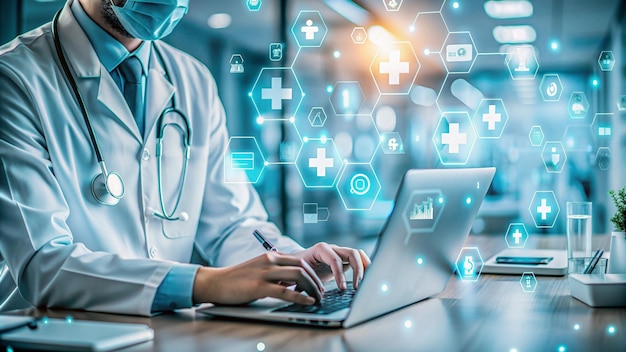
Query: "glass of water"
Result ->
[[567, 202, 593, 273]]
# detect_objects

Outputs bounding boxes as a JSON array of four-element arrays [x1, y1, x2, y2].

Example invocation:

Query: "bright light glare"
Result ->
[[381, 284, 388, 292], [558, 345, 567, 352], [484, 1, 533, 19], [207, 13, 232, 29], [404, 320, 412, 328], [466, 197, 472, 204], [607, 325, 616, 335], [453, 2, 460, 9], [257, 342, 266, 351], [551, 40, 559, 50], [493, 25, 537, 44], [326, 85, 333, 93], [367, 25, 395, 47], [424, 49, 430, 55], [574, 324, 580, 330], [256, 117, 264, 125], [333, 51, 341, 58]]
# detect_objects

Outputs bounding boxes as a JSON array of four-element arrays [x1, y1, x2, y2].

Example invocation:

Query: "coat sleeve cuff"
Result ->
[[151, 264, 200, 312]]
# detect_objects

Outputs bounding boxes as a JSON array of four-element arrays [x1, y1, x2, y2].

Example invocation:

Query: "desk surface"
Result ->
[[10, 235, 626, 351]]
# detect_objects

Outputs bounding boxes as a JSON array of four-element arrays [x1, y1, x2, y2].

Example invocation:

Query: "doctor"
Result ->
[[0, 0, 369, 316]]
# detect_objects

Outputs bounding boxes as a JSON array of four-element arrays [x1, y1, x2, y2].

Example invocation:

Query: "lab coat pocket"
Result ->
[[160, 145, 208, 239]]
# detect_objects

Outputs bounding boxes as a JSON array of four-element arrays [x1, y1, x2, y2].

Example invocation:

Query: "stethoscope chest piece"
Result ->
[[91, 172, 125, 205]]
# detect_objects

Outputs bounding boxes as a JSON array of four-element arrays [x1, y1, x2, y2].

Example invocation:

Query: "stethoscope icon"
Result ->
[[350, 173, 371, 196], [52, 10, 191, 222]]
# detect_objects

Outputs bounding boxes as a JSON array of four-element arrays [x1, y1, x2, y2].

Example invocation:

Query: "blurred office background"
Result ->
[[2, 0, 625, 246]]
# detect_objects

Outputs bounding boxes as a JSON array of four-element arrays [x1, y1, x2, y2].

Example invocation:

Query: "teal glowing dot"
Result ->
[[41, 317, 49, 324], [289, 116, 295, 123], [381, 283, 388, 292], [320, 135, 328, 143], [256, 116, 264, 125], [510, 349, 518, 352], [326, 85, 333, 93], [453, 2, 460, 9], [303, 136, 309, 142], [550, 41, 559, 51], [607, 325, 616, 335], [65, 315, 73, 324], [466, 197, 472, 204], [264, 161, 269, 166], [248, 92, 252, 97], [592, 79, 598, 86], [404, 320, 412, 328], [574, 324, 580, 330], [417, 257, 424, 265], [257, 342, 266, 351], [7, 347, 14, 352], [333, 51, 341, 58], [438, 197, 444, 203], [558, 345, 566, 352]]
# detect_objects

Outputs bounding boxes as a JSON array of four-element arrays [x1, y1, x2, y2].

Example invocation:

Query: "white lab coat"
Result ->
[[0, 1, 301, 316]]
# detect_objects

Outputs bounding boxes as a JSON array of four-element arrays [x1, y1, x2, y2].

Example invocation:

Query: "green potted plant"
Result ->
[[608, 187, 626, 273]]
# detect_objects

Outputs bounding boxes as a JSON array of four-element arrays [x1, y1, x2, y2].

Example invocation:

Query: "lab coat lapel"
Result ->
[[144, 48, 175, 139], [57, 2, 142, 144]]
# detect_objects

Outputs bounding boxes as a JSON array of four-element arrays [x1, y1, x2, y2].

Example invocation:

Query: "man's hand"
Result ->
[[292, 243, 371, 290], [192, 252, 324, 306]]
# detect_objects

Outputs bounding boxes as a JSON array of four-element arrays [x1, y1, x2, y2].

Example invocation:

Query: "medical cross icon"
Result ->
[[482, 105, 501, 131], [441, 123, 467, 154], [379, 50, 409, 85], [537, 198, 552, 220], [261, 77, 292, 110], [512, 229, 522, 244], [308, 148, 334, 177]]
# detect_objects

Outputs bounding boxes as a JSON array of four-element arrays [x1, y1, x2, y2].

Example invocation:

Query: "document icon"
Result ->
[[230, 152, 255, 170]]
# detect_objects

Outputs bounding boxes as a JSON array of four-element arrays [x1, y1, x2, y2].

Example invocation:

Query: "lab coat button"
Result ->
[[141, 149, 150, 161], [149, 246, 158, 258]]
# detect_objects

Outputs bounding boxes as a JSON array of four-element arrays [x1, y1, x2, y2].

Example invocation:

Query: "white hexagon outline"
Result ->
[[472, 98, 509, 139], [567, 91, 589, 119], [440, 31, 479, 74], [433, 111, 477, 165], [505, 45, 539, 81], [402, 189, 445, 234], [223, 136, 267, 184], [329, 81, 367, 116], [562, 125, 594, 153], [539, 74, 564, 102], [529, 125, 544, 147], [383, 0, 404, 11], [591, 113, 614, 142], [246, 0, 262, 11], [520, 272, 538, 292], [541, 141, 568, 174], [598, 51, 616, 71], [595, 147, 611, 171], [351, 27, 367, 44], [410, 11, 450, 49], [307, 107, 328, 127], [504, 223, 530, 248], [528, 190, 560, 229], [379, 132, 405, 154], [369, 41, 421, 96], [290, 10, 328, 48], [294, 138, 344, 188], [249, 67, 304, 121], [335, 162, 382, 211], [455, 247, 484, 282]]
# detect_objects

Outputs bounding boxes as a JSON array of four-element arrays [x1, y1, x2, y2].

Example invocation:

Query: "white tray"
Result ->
[[569, 274, 626, 307]]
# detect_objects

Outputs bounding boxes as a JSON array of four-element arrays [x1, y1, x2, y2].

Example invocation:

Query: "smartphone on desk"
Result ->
[[495, 256, 554, 265]]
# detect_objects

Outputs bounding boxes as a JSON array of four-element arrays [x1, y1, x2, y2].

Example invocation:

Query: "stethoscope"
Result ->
[[51, 10, 191, 221]]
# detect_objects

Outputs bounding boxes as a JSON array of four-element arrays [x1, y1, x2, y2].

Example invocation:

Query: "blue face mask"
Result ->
[[111, 0, 190, 41]]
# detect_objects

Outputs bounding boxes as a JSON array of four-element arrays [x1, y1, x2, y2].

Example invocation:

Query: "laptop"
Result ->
[[199, 167, 496, 328]]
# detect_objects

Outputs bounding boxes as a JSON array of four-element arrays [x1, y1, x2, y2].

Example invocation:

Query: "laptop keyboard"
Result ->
[[273, 288, 356, 315]]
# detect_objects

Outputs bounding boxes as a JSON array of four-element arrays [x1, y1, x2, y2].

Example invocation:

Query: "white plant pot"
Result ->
[[608, 231, 626, 274]]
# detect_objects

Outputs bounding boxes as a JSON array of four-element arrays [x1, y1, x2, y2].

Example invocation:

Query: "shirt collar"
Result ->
[[70, 0, 151, 74]]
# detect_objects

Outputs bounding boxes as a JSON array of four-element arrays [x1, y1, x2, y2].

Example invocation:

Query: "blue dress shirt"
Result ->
[[71, 0, 199, 312]]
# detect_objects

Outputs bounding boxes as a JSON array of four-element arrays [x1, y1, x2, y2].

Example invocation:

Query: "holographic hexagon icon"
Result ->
[[336, 163, 381, 211], [370, 42, 420, 95], [455, 247, 483, 282], [529, 191, 560, 229], [598, 51, 615, 71], [520, 272, 537, 292], [383, 0, 403, 11], [442, 32, 478, 74], [403, 190, 445, 234], [250, 67, 304, 120], [351, 27, 367, 44], [541, 141, 567, 173], [224, 136, 266, 183], [295, 138, 343, 188], [308, 107, 328, 127], [505, 223, 530, 248], [568, 92, 589, 119], [539, 74, 564, 102], [591, 113, 613, 143], [291, 11, 328, 48], [595, 147, 611, 171], [246, 0, 262, 11], [506, 45, 539, 80], [529, 125, 544, 147], [329, 81, 366, 116], [433, 111, 477, 165], [473, 99, 508, 139], [380, 132, 405, 154]]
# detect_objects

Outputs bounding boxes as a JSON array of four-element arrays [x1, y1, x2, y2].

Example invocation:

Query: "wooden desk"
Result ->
[[9, 235, 626, 351]]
